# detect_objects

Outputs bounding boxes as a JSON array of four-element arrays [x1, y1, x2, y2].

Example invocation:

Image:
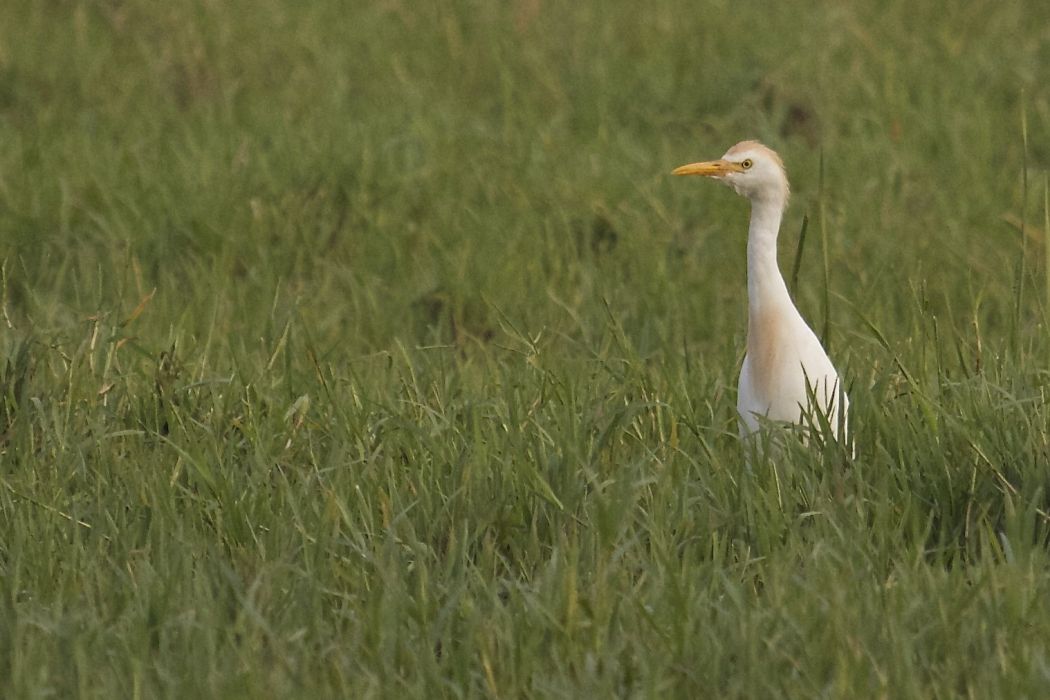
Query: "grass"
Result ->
[[1, 0, 1050, 696]]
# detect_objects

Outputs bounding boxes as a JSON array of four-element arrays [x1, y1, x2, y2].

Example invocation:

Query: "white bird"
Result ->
[[673, 140, 848, 443]]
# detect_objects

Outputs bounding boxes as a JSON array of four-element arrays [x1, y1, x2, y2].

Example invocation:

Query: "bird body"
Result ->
[[674, 141, 848, 441]]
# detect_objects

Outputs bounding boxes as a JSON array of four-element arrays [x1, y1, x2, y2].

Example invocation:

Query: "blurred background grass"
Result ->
[[1, 0, 1050, 697]]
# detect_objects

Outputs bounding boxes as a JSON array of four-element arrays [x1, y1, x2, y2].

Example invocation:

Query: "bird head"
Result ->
[[673, 140, 789, 204]]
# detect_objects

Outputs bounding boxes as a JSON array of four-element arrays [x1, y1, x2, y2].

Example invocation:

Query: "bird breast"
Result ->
[[739, 305, 841, 430]]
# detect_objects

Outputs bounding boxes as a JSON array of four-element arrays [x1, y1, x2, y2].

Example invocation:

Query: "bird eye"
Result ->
[[741, 159, 753, 169]]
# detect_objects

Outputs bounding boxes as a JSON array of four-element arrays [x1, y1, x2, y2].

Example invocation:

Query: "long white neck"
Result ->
[[746, 194, 792, 315]]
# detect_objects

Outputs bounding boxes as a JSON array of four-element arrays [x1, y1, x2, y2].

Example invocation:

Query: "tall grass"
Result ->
[[1, 0, 1049, 696]]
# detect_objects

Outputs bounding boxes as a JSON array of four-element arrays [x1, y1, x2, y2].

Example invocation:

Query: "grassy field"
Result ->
[[2, 0, 1050, 696]]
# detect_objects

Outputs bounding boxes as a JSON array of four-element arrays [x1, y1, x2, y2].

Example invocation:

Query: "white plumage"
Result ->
[[674, 141, 848, 442]]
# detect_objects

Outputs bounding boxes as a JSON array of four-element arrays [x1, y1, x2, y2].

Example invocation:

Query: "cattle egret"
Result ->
[[673, 141, 848, 443]]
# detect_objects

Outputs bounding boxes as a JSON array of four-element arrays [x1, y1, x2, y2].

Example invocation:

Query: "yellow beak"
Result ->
[[672, 159, 741, 177]]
